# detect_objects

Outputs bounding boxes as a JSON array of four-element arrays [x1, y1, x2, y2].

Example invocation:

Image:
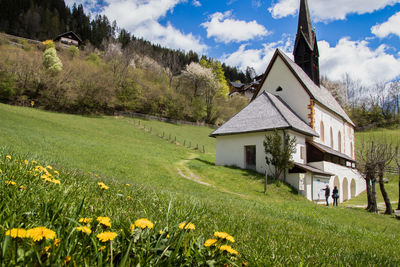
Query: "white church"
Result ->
[[210, 0, 365, 204]]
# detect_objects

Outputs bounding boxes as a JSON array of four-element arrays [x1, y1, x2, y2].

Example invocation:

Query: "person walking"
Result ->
[[332, 186, 339, 206], [322, 185, 330, 206]]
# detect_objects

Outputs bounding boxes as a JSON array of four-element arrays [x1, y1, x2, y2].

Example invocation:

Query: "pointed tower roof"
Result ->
[[296, 0, 315, 49]]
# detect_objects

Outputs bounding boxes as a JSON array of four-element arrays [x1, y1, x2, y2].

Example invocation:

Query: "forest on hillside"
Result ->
[[0, 0, 254, 84]]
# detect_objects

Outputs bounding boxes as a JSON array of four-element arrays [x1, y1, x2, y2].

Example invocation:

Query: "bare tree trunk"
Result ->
[[370, 179, 378, 213], [398, 165, 400, 211], [378, 166, 392, 214], [365, 177, 372, 210]]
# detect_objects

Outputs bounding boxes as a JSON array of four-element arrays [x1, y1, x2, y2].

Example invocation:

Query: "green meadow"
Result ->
[[1, 103, 400, 265]]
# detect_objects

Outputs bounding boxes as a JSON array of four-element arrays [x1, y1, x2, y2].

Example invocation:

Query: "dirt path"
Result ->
[[176, 154, 246, 198]]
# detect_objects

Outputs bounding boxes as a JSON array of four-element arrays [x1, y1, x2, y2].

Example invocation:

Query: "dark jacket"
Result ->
[[332, 188, 339, 198], [322, 187, 330, 197]]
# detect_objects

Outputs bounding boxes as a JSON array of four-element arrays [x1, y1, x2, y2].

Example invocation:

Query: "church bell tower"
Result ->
[[293, 0, 320, 86]]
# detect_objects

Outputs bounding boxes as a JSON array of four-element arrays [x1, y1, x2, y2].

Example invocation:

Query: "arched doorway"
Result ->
[[342, 178, 349, 201], [350, 179, 356, 198]]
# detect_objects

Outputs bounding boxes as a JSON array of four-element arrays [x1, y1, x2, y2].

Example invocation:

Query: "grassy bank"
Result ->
[[1, 103, 400, 265]]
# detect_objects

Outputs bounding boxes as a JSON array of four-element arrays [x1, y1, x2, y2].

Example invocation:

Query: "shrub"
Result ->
[[68, 45, 79, 58], [0, 71, 16, 101], [42, 47, 63, 74]]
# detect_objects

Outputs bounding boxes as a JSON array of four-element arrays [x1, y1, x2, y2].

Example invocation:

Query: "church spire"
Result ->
[[293, 0, 320, 86]]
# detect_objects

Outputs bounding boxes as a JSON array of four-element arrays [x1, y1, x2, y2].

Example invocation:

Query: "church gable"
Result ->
[[254, 50, 312, 125]]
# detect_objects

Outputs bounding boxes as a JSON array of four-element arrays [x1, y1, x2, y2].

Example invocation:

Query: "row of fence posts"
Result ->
[[133, 120, 205, 153]]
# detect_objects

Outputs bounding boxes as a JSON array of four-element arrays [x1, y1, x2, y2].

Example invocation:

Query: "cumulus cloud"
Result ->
[[371, 11, 400, 38], [68, 0, 207, 53], [269, 0, 400, 21], [192, 0, 201, 7], [221, 38, 292, 74], [201, 11, 270, 43], [319, 38, 400, 86]]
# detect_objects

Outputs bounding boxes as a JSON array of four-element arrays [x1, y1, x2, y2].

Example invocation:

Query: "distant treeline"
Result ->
[[0, 0, 253, 84]]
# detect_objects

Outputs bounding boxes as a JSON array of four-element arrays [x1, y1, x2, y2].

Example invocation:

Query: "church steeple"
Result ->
[[293, 0, 320, 86]]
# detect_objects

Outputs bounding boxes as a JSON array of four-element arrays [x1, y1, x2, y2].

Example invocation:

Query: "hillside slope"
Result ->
[[1, 103, 400, 265]]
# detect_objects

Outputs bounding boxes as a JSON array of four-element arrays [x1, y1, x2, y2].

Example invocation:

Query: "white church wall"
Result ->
[[288, 130, 307, 164], [314, 103, 354, 159], [215, 130, 306, 176], [308, 161, 365, 203], [257, 57, 311, 123]]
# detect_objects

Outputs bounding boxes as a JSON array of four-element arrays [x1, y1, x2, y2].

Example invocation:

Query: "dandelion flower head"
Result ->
[[27, 227, 57, 242], [97, 217, 111, 227], [204, 239, 218, 247], [6, 228, 27, 238], [178, 222, 195, 230], [97, 232, 117, 242], [134, 218, 154, 229], [76, 226, 92, 234], [219, 245, 239, 255], [214, 232, 235, 243]]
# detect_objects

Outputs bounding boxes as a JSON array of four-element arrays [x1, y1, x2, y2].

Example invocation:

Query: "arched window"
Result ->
[[330, 127, 334, 148], [338, 131, 342, 152], [320, 121, 325, 143], [350, 142, 353, 159]]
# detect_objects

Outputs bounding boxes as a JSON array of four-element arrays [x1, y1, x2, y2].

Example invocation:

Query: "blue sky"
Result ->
[[66, 0, 400, 86]]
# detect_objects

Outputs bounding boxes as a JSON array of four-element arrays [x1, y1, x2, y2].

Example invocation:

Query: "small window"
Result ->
[[300, 146, 305, 160], [276, 86, 283, 92], [330, 127, 334, 148], [338, 131, 342, 153], [320, 121, 325, 143]]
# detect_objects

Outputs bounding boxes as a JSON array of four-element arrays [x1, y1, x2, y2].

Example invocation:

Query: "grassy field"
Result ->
[[1, 103, 400, 265]]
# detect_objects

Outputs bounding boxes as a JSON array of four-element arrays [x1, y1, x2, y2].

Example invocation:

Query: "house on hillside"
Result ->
[[228, 75, 263, 99], [210, 0, 364, 204], [54, 31, 82, 47]]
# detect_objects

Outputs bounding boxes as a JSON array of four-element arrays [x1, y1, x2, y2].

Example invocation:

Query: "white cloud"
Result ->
[[192, 0, 201, 7], [69, 0, 207, 53], [319, 38, 400, 86], [371, 11, 400, 38], [201, 11, 270, 43], [269, 0, 400, 21], [252, 0, 262, 8], [221, 38, 292, 74]]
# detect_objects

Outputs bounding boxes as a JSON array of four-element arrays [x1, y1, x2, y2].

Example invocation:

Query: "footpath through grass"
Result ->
[[1, 103, 400, 265]]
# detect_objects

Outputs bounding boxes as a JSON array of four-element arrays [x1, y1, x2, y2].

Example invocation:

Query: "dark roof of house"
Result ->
[[210, 91, 318, 137], [54, 31, 82, 44], [252, 49, 355, 126], [230, 82, 244, 88], [293, 162, 334, 176], [307, 140, 355, 162]]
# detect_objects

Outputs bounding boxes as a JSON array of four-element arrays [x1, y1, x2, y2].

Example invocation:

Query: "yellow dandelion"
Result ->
[[54, 170, 59, 175], [42, 245, 51, 254], [219, 245, 239, 255], [6, 155, 11, 160], [32, 160, 37, 164], [54, 238, 61, 247], [19, 185, 27, 190], [78, 218, 92, 224], [5, 228, 27, 238], [127, 196, 132, 200], [76, 226, 92, 234], [126, 184, 130, 186], [27, 227, 57, 242], [214, 232, 235, 243], [62, 256, 71, 266], [130, 224, 135, 233], [50, 179, 60, 184], [97, 217, 111, 227], [134, 218, 154, 229], [98, 245, 106, 251], [204, 239, 218, 247], [0, 169, 2, 173], [46, 165, 53, 170], [96, 232, 117, 242], [97, 182, 109, 190], [178, 222, 195, 230], [24, 160, 28, 165], [5, 180, 17, 186]]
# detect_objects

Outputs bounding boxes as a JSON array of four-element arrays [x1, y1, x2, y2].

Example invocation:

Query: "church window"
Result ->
[[330, 127, 334, 148], [338, 131, 342, 153], [276, 86, 283, 92], [320, 121, 325, 143], [300, 146, 306, 160]]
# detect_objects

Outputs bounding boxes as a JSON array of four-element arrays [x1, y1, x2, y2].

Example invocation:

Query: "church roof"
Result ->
[[210, 91, 318, 137], [307, 140, 355, 162], [252, 49, 355, 126], [293, 162, 334, 176]]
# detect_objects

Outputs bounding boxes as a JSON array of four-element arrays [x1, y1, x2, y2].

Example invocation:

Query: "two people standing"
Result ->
[[322, 185, 339, 206]]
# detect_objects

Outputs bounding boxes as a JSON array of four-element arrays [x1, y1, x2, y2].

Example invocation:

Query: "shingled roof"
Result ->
[[210, 91, 318, 137], [252, 49, 355, 126]]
